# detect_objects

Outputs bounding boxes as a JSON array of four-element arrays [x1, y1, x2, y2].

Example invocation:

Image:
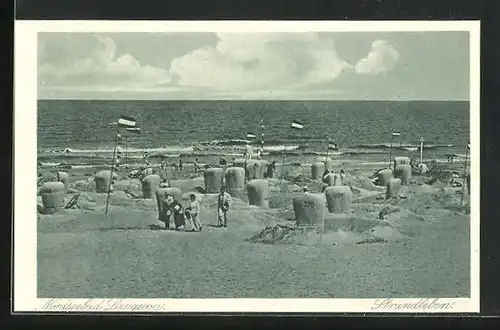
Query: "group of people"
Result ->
[[159, 192, 202, 232], [158, 186, 233, 231]]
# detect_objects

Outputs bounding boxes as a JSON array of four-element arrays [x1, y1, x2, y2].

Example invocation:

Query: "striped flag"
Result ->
[[246, 133, 257, 139], [392, 132, 401, 137], [118, 115, 136, 128], [291, 120, 304, 129]]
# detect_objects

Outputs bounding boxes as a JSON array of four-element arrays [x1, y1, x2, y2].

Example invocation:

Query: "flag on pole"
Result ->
[[291, 120, 304, 129], [246, 132, 257, 139], [118, 115, 137, 128], [392, 132, 401, 137]]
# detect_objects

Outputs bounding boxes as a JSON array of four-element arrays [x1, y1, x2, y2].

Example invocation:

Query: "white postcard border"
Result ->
[[13, 20, 481, 313]]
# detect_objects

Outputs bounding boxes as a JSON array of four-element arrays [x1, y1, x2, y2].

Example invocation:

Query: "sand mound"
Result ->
[[169, 177, 205, 193], [38, 207, 159, 234], [72, 179, 96, 192], [248, 222, 407, 246], [113, 179, 142, 192], [344, 174, 382, 192]]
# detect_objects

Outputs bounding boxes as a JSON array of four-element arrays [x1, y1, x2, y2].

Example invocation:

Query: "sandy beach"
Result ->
[[37, 157, 470, 298]]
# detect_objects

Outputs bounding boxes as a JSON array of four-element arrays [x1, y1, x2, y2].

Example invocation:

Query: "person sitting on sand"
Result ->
[[162, 194, 185, 230], [217, 187, 232, 228], [187, 193, 202, 232], [159, 178, 170, 188], [418, 163, 429, 174]]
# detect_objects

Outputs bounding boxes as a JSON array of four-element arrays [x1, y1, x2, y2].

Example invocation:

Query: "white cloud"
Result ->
[[39, 35, 171, 88], [354, 40, 400, 75], [38, 34, 401, 99], [169, 32, 352, 91]]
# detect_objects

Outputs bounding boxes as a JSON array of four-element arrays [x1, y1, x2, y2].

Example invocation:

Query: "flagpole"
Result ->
[[388, 133, 394, 168], [244, 135, 249, 184], [125, 135, 128, 169], [280, 140, 287, 185], [260, 119, 264, 158], [105, 125, 120, 215], [419, 137, 425, 165], [460, 142, 470, 207], [326, 136, 329, 163]]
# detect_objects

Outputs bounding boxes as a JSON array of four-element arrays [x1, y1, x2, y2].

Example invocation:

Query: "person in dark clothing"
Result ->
[[161, 194, 185, 230], [194, 157, 200, 174], [178, 159, 183, 172], [266, 161, 277, 179], [322, 168, 330, 183]]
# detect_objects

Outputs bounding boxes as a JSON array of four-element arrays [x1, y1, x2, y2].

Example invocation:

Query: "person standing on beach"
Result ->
[[266, 160, 277, 178], [178, 159, 183, 172], [322, 168, 330, 183], [188, 193, 202, 231], [143, 150, 151, 166], [217, 187, 232, 228], [194, 157, 200, 174]]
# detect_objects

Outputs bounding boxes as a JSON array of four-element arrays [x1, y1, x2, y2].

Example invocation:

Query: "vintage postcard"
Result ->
[[14, 20, 480, 313]]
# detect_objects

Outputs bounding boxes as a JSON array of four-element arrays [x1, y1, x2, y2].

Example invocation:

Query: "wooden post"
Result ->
[[419, 137, 425, 164], [280, 141, 288, 187], [388, 133, 394, 168], [460, 142, 470, 207]]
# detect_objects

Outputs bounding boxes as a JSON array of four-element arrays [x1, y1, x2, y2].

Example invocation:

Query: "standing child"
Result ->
[[188, 193, 202, 231]]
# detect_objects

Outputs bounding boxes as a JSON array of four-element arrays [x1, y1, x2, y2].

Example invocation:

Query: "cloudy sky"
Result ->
[[38, 31, 470, 100]]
